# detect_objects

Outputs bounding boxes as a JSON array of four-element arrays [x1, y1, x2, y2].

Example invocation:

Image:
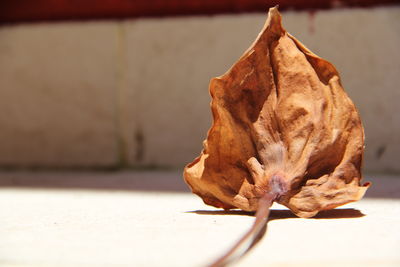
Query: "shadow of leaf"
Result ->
[[186, 208, 365, 220]]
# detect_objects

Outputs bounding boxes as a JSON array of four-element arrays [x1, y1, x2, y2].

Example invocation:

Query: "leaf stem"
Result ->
[[208, 192, 275, 267]]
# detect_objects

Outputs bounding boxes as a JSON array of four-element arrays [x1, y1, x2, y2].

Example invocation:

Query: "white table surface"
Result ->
[[0, 171, 399, 267]]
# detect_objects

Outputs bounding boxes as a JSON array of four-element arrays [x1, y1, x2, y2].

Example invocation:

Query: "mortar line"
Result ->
[[115, 21, 128, 167]]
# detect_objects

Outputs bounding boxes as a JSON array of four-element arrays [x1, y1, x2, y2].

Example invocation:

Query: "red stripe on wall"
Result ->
[[1, 0, 399, 23]]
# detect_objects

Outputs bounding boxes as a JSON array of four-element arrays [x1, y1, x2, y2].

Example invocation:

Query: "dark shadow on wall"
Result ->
[[0, 171, 398, 198], [0, 170, 190, 192]]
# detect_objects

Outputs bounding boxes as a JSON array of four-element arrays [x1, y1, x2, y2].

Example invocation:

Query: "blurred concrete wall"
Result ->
[[0, 7, 399, 172]]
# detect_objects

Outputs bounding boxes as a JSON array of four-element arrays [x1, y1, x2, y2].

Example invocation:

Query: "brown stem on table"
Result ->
[[208, 192, 275, 267], [208, 173, 289, 267]]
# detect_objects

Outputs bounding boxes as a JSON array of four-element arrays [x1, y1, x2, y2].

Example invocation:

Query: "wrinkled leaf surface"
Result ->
[[184, 7, 369, 218]]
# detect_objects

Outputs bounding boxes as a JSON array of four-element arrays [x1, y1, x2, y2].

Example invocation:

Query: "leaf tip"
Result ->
[[265, 5, 285, 37]]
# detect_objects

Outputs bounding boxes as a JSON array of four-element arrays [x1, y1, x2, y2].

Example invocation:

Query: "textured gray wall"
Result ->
[[0, 7, 399, 172]]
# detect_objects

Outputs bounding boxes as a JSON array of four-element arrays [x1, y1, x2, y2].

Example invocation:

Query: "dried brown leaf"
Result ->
[[184, 7, 370, 218]]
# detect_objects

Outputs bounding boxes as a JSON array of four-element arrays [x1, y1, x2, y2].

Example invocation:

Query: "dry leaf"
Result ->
[[184, 7, 371, 266], [184, 7, 370, 219]]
